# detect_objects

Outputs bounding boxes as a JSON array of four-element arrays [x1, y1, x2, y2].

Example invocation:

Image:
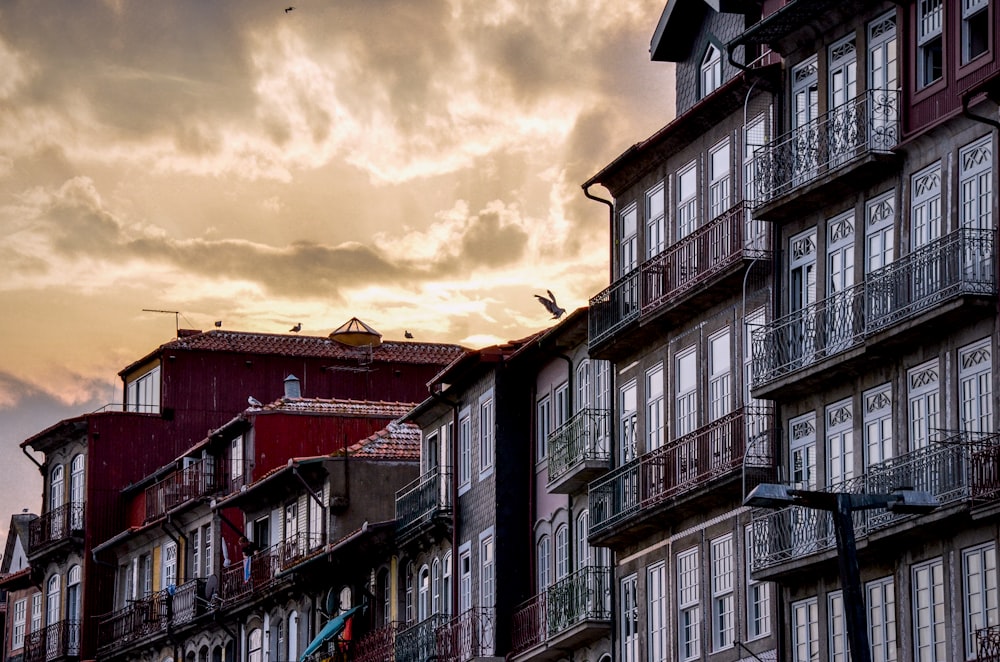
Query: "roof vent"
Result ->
[[330, 317, 382, 348], [284, 374, 302, 400]]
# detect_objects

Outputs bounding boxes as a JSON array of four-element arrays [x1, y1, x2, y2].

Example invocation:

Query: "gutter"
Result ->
[[583, 184, 615, 284]]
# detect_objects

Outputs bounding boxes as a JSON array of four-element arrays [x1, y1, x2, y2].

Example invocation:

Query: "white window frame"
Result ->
[[126, 364, 161, 414], [791, 596, 819, 662], [479, 393, 495, 478], [828, 590, 849, 662], [789, 412, 817, 490], [458, 411, 472, 494], [678, 547, 701, 660], [418, 565, 430, 621], [554, 382, 569, 430], [162, 541, 177, 588], [745, 525, 771, 639], [701, 43, 723, 97], [30, 593, 41, 633], [459, 542, 472, 614], [709, 138, 731, 219], [963, 542, 998, 659], [962, 0, 990, 64], [646, 181, 666, 258], [866, 191, 895, 274], [825, 398, 854, 487], [959, 338, 993, 434], [868, 576, 897, 662], [864, 384, 893, 467], [912, 557, 947, 662], [443, 551, 453, 616], [675, 346, 698, 437], [554, 524, 569, 580], [536, 396, 551, 464], [677, 161, 698, 239], [646, 364, 665, 452], [480, 530, 496, 609], [708, 329, 731, 422], [619, 203, 638, 278], [619, 380, 637, 463], [911, 162, 943, 248], [908, 359, 940, 450], [648, 562, 668, 662], [536, 534, 551, 592], [710, 534, 735, 651], [959, 136, 993, 230], [13, 597, 26, 649], [917, 0, 944, 88], [620, 573, 639, 662]]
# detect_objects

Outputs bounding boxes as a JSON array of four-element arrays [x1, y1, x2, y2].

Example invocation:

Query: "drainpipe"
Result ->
[[962, 88, 1000, 131], [583, 183, 615, 276], [430, 388, 460, 615], [22, 445, 43, 472]]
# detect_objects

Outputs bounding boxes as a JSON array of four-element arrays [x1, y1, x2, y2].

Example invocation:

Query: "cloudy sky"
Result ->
[[0, 1, 674, 537]]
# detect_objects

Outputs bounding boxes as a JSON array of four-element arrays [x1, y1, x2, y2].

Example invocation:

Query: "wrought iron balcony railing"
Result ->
[[752, 229, 997, 388], [437, 608, 495, 662], [395, 467, 452, 536], [351, 621, 400, 662], [28, 502, 84, 554], [590, 407, 773, 538], [512, 591, 547, 654], [512, 565, 612, 654], [642, 202, 769, 316], [395, 614, 447, 662], [145, 457, 217, 521], [589, 270, 640, 349], [274, 531, 325, 571], [97, 579, 206, 654], [547, 408, 611, 485], [751, 88, 899, 206], [978, 625, 1000, 662], [219, 543, 289, 604], [24, 620, 80, 662], [748, 431, 1000, 573]]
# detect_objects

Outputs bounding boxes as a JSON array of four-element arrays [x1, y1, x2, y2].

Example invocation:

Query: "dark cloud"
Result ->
[[458, 209, 529, 268]]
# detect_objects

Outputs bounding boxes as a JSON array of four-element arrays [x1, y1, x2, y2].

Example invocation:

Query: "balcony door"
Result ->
[[49, 465, 65, 539], [826, 212, 856, 352], [70, 455, 84, 530], [828, 36, 857, 166], [791, 57, 819, 185], [911, 163, 944, 301], [868, 12, 898, 148], [789, 229, 818, 366], [619, 205, 638, 315]]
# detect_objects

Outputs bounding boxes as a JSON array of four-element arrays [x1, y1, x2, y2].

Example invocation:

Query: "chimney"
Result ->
[[284, 374, 302, 400]]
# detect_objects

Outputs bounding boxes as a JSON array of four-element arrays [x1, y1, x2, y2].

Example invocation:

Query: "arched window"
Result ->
[[405, 562, 414, 624], [431, 558, 442, 615], [555, 525, 569, 580], [287, 611, 299, 661], [576, 360, 592, 409], [70, 456, 84, 529], [701, 43, 722, 97], [418, 565, 430, 621], [247, 628, 263, 662], [50, 465, 65, 513], [442, 552, 452, 616], [537, 535, 551, 591], [67, 566, 81, 625], [339, 585, 352, 613], [576, 511, 590, 569], [46, 574, 60, 626], [377, 568, 391, 625]]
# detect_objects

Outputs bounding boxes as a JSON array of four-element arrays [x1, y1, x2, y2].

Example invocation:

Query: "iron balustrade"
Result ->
[[24, 620, 81, 662], [221, 459, 255, 496], [395, 614, 447, 662], [395, 467, 451, 535], [219, 543, 286, 604], [28, 503, 84, 554], [96, 579, 206, 654], [511, 592, 547, 654], [866, 227, 996, 332], [590, 407, 773, 537], [750, 89, 899, 206], [145, 457, 217, 521], [436, 608, 495, 662], [978, 625, 1000, 662], [547, 409, 611, 484], [748, 432, 1000, 572], [274, 531, 325, 571], [544, 565, 611, 636], [351, 621, 400, 662], [642, 202, 770, 316], [588, 270, 640, 348]]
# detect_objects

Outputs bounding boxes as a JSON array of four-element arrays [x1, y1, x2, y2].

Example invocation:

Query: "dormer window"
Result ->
[[126, 364, 161, 414], [701, 44, 722, 98]]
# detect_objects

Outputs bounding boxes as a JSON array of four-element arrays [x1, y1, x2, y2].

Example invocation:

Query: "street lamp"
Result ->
[[745, 483, 939, 662]]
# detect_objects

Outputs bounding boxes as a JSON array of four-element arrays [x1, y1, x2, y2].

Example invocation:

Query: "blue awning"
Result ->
[[300, 605, 363, 661]]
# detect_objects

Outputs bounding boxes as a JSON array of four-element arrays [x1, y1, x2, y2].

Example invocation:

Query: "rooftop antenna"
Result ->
[[143, 309, 180, 336]]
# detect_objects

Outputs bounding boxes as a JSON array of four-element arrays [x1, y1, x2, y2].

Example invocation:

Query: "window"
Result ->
[[13, 598, 26, 649], [247, 628, 263, 662], [677, 161, 698, 239], [620, 574, 639, 662], [619, 381, 637, 463], [646, 364, 665, 452], [864, 384, 893, 466], [230, 435, 245, 484], [701, 43, 722, 97], [536, 396, 551, 463], [46, 574, 60, 625], [648, 562, 668, 662], [619, 204, 638, 278], [378, 568, 391, 625], [575, 511, 593, 570], [908, 360, 940, 449], [31, 592, 41, 633], [962, 0, 989, 64], [405, 561, 414, 623], [866, 191, 895, 273], [126, 364, 161, 413], [791, 597, 819, 662], [424, 432, 440, 474], [443, 551, 453, 616], [70, 454, 84, 529], [480, 395, 495, 476], [963, 542, 998, 658], [745, 526, 771, 639], [595, 359, 612, 454], [708, 330, 731, 421], [481, 533, 495, 609], [432, 558, 442, 615], [418, 565, 430, 621], [555, 525, 569, 580], [162, 541, 177, 588], [960, 136, 993, 230], [711, 535, 735, 650], [50, 464, 64, 513], [868, 576, 897, 662], [709, 139, 730, 219], [791, 57, 819, 181], [288, 611, 299, 661], [140, 553, 152, 596], [790, 413, 817, 489], [458, 413, 471, 491], [826, 399, 854, 486], [191, 527, 202, 578], [789, 228, 817, 313], [678, 548, 701, 660], [67, 565, 81, 650], [911, 163, 943, 248], [676, 347, 697, 436], [646, 182, 666, 258], [537, 535, 551, 591], [459, 544, 472, 613], [913, 557, 947, 661], [960, 339, 993, 433], [917, 0, 943, 87]]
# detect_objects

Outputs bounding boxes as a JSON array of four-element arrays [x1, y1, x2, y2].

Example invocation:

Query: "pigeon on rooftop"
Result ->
[[289, 323, 301, 332]]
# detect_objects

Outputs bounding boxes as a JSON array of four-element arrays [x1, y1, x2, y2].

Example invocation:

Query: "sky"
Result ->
[[0, 0, 675, 543]]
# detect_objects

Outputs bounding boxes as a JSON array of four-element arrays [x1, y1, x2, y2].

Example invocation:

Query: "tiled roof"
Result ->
[[142, 330, 466, 367], [343, 421, 421, 460], [258, 398, 417, 419]]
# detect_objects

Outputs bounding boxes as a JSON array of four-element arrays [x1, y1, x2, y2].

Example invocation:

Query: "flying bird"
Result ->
[[404, 330, 414, 339], [284, 6, 295, 12], [248, 396, 263, 407], [534, 290, 566, 320], [289, 323, 301, 332]]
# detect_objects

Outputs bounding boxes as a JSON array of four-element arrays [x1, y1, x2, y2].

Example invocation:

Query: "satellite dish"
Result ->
[[204, 574, 219, 600], [325, 587, 339, 615]]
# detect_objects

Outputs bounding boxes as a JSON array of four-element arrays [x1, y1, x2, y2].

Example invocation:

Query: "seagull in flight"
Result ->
[[248, 396, 263, 407], [284, 6, 295, 12], [534, 290, 566, 320], [289, 323, 301, 332]]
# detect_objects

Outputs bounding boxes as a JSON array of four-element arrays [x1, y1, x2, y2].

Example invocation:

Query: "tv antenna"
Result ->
[[143, 309, 180, 335]]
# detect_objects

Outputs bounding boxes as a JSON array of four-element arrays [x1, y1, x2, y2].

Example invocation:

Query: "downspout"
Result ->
[[22, 445, 43, 472], [962, 88, 1000, 131], [583, 184, 615, 278], [430, 388, 460, 615]]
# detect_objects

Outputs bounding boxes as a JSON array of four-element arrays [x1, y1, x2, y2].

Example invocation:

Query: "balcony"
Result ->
[[145, 457, 217, 521], [748, 432, 1000, 577], [589, 407, 774, 544], [437, 608, 496, 662], [28, 502, 84, 558], [511, 565, 611, 660], [395, 614, 447, 662], [588, 271, 640, 354], [351, 621, 399, 662], [97, 579, 206, 656], [752, 229, 996, 397], [24, 620, 80, 662], [978, 625, 1000, 662], [547, 409, 611, 494], [395, 468, 452, 546], [219, 543, 292, 605], [751, 89, 900, 220], [274, 532, 325, 571], [642, 202, 770, 325]]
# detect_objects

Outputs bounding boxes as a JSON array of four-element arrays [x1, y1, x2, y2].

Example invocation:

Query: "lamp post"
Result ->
[[744, 484, 939, 662]]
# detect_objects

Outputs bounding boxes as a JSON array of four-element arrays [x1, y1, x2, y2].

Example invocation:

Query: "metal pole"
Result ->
[[831, 493, 871, 662]]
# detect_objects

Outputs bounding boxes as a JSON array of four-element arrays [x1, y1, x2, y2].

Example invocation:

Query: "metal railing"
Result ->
[[749, 432, 1000, 572], [511, 592, 547, 654], [96, 579, 206, 654], [512, 565, 612, 654], [751, 89, 899, 205], [590, 407, 773, 537], [24, 620, 81, 662], [395, 467, 452, 535], [547, 408, 611, 484], [28, 503, 84, 554], [395, 614, 447, 662], [145, 457, 217, 521], [352, 621, 400, 662], [437, 608, 495, 662], [274, 532, 325, 571], [977, 625, 1000, 662], [642, 202, 769, 315], [589, 270, 640, 348], [219, 543, 287, 604]]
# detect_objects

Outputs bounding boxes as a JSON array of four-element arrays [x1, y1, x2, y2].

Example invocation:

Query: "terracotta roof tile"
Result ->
[[343, 421, 421, 460], [258, 398, 417, 419]]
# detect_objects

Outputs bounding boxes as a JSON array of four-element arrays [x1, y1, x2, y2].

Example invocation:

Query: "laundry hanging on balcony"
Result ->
[[300, 605, 363, 661]]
